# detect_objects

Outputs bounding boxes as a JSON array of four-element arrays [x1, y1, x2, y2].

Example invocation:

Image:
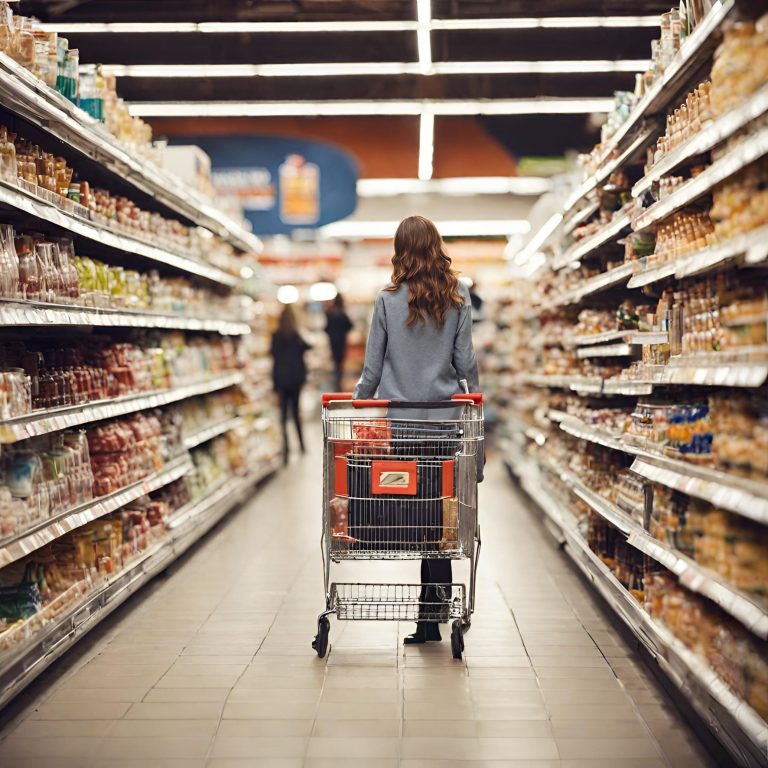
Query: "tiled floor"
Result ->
[[0, 436, 720, 767]]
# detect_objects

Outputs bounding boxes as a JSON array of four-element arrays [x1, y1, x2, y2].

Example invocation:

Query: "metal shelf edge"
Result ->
[[0, 372, 244, 444], [0, 180, 238, 288]]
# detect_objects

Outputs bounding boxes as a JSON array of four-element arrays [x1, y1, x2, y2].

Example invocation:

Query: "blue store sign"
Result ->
[[173, 135, 358, 235]]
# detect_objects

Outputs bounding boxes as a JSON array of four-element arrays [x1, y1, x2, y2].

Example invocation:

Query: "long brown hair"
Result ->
[[387, 215, 463, 327], [278, 305, 298, 335]]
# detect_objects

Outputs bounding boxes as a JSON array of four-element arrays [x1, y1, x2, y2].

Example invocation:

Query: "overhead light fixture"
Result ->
[[104, 59, 647, 79], [309, 282, 339, 302], [129, 98, 612, 118], [277, 284, 300, 304], [432, 60, 647, 75], [356, 177, 552, 196], [103, 62, 423, 78], [319, 219, 531, 239], [418, 112, 435, 181], [41, 16, 657, 34], [432, 15, 659, 30], [417, 0, 433, 74], [510, 212, 563, 264]]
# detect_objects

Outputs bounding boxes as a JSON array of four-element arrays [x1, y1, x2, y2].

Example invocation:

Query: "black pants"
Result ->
[[332, 357, 343, 393], [278, 387, 304, 459], [419, 558, 452, 623]]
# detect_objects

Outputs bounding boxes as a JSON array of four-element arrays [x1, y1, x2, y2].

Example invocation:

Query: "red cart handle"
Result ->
[[321, 393, 482, 407]]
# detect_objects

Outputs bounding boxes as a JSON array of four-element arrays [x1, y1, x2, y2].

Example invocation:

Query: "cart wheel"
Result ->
[[451, 620, 463, 659], [312, 617, 330, 658]]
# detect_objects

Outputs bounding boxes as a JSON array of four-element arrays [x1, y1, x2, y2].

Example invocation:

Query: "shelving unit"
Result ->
[[0, 299, 250, 334], [0, 54, 280, 710], [500, 3, 768, 764], [0, 178, 239, 287], [0, 371, 244, 444], [0, 456, 279, 712], [508, 452, 768, 768], [0, 50, 261, 254]]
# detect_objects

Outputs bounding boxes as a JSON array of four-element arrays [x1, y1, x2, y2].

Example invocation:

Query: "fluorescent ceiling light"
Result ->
[[277, 284, 300, 304], [356, 177, 552, 196], [417, 0, 432, 73], [432, 15, 659, 30], [42, 21, 418, 33], [418, 113, 434, 181], [104, 60, 647, 79], [433, 60, 648, 75], [129, 98, 613, 118], [510, 212, 563, 263], [309, 282, 338, 302], [103, 63, 423, 78], [319, 219, 531, 239], [42, 16, 658, 34]]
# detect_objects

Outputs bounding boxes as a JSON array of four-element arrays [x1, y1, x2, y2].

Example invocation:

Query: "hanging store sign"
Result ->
[[176, 135, 358, 235]]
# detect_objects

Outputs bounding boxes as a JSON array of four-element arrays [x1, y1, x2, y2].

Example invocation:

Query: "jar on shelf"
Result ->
[[0, 223, 19, 298], [0, 125, 17, 182], [14, 233, 40, 301]]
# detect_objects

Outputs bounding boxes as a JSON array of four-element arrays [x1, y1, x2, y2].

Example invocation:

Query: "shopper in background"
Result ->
[[271, 305, 310, 464], [325, 293, 353, 392], [354, 215, 480, 645], [468, 279, 485, 324]]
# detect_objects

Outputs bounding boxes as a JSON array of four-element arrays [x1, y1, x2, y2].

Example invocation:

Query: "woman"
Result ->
[[325, 293, 353, 392], [271, 305, 310, 464], [354, 215, 480, 645]]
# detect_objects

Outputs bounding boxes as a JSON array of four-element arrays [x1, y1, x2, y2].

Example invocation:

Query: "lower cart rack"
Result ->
[[329, 582, 466, 622]]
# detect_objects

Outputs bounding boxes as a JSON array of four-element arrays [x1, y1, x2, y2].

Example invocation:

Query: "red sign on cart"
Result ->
[[371, 460, 417, 495]]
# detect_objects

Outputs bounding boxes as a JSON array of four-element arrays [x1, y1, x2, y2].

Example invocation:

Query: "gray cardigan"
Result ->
[[354, 282, 480, 402]]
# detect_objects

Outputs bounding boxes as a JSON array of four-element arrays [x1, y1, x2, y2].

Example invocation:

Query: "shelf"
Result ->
[[627, 259, 678, 288], [562, 200, 599, 237], [545, 449, 768, 640], [633, 84, 768, 199], [537, 262, 634, 312], [558, 413, 768, 526], [663, 356, 768, 388], [630, 453, 768, 526], [0, 299, 250, 335], [570, 377, 605, 394], [591, 0, 735, 174], [677, 225, 768, 279], [559, 415, 625, 452], [0, 179, 238, 288], [602, 379, 656, 395], [577, 343, 634, 358], [183, 416, 243, 450], [633, 126, 768, 233], [0, 454, 193, 568], [627, 530, 768, 640], [0, 51, 261, 254], [564, 126, 658, 218], [0, 371, 244, 444], [0, 458, 279, 712], [572, 329, 627, 346], [554, 212, 631, 270], [513, 461, 768, 767]]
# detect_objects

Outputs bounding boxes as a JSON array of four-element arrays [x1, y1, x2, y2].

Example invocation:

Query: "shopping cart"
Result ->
[[313, 393, 483, 660]]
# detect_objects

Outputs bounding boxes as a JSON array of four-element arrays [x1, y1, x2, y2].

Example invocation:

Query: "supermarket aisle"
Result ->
[[0, 440, 717, 768]]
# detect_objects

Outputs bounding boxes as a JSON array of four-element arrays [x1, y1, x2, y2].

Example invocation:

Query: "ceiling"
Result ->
[[22, 0, 672, 160]]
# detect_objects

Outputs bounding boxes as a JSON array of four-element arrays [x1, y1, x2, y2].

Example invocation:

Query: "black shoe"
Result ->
[[403, 622, 442, 644]]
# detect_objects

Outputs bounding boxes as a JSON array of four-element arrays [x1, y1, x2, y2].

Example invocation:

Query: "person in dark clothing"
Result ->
[[468, 280, 485, 324], [271, 305, 310, 464], [325, 294, 353, 392]]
